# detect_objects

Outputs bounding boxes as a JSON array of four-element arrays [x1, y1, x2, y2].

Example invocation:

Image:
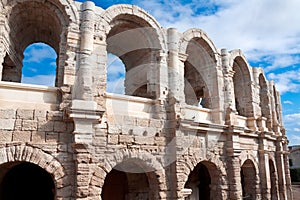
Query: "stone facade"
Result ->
[[0, 0, 292, 199]]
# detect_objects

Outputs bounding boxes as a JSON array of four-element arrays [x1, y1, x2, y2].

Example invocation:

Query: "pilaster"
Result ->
[[226, 128, 242, 200], [276, 137, 288, 200]]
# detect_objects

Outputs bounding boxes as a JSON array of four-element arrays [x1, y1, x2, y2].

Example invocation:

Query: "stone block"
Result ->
[[0, 109, 15, 119], [34, 110, 47, 121], [46, 132, 59, 143], [119, 134, 133, 143], [13, 131, 31, 142], [17, 109, 34, 120], [149, 119, 163, 128], [54, 121, 67, 132], [0, 131, 13, 142], [93, 136, 107, 146], [136, 118, 149, 127], [154, 136, 166, 146], [0, 119, 15, 130], [107, 134, 118, 144], [22, 120, 38, 131], [134, 136, 154, 145], [38, 121, 54, 132], [31, 131, 46, 142]]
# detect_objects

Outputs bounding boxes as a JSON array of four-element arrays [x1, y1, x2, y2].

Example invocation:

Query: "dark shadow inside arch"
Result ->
[[184, 162, 211, 200], [241, 159, 257, 200], [102, 159, 158, 200], [0, 162, 55, 200], [184, 38, 214, 108], [269, 160, 278, 200]]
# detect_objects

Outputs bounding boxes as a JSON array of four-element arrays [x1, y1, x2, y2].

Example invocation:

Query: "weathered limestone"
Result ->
[[0, 0, 292, 199]]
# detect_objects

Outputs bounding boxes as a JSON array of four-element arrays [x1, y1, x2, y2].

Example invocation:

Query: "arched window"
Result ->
[[184, 38, 214, 108], [106, 53, 125, 94], [21, 43, 57, 86], [0, 162, 55, 200], [184, 161, 221, 200], [102, 159, 158, 200], [241, 159, 257, 199], [233, 57, 253, 117], [1, 1, 67, 87], [106, 13, 162, 99]]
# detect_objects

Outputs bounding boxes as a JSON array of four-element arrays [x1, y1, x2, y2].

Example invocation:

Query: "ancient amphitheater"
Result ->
[[0, 0, 292, 199]]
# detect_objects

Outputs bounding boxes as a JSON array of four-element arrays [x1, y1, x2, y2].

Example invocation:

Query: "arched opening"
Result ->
[[102, 160, 157, 200], [21, 43, 57, 86], [259, 74, 271, 129], [106, 53, 126, 94], [1, 0, 67, 86], [184, 161, 220, 200], [241, 159, 257, 200], [273, 86, 281, 125], [106, 14, 161, 99], [233, 57, 252, 117], [269, 160, 278, 200], [184, 38, 214, 108], [0, 162, 55, 200]]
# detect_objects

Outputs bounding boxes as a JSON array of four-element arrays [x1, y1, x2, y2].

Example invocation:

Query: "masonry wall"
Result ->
[[0, 0, 292, 200]]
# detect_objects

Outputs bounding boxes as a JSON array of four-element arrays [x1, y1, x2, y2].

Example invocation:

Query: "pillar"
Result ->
[[226, 128, 242, 200], [167, 28, 182, 101], [69, 2, 104, 199], [276, 137, 287, 200], [221, 49, 236, 125], [258, 132, 270, 199]]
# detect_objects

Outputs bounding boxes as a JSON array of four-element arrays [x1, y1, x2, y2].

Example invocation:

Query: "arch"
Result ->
[[88, 149, 165, 199], [179, 28, 218, 61], [0, 144, 68, 198], [269, 159, 279, 200], [273, 86, 281, 126], [0, 0, 79, 86], [0, 162, 55, 200], [230, 50, 254, 117], [240, 151, 259, 174], [102, 160, 158, 200], [179, 29, 220, 109], [177, 154, 226, 199], [102, 4, 166, 99], [4, 0, 79, 25], [21, 43, 57, 86], [241, 159, 258, 200], [102, 4, 164, 40], [184, 161, 222, 200], [258, 73, 272, 129]]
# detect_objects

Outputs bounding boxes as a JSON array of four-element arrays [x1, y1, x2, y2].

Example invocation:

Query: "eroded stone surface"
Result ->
[[0, 0, 292, 199]]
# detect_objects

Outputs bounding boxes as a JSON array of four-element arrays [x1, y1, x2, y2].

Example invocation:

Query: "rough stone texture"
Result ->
[[0, 0, 292, 200]]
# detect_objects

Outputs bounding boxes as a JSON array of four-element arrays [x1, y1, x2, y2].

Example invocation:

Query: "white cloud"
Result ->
[[264, 55, 300, 72], [267, 69, 300, 94], [135, 0, 300, 74], [107, 77, 125, 94], [283, 113, 300, 125], [23, 43, 57, 63], [290, 134, 300, 145], [294, 128, 300, 132], [284, 100, 293, 105], [21, 74, 56, 86]]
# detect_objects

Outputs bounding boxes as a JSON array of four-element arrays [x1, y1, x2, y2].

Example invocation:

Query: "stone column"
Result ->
[[69, 2, 104, 199], [276, 137, 287, 200], [221, 49, 236, 125], [0, 15, 6, 81], [226, 128, 242, 200], [258, 133, 270, 199], [0, 47, 5, 81], [167, 28, 181, 101], [283, 142, 293, 200]]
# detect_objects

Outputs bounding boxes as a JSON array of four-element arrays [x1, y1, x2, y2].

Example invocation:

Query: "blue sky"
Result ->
[[22, 0, 300, 145]]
